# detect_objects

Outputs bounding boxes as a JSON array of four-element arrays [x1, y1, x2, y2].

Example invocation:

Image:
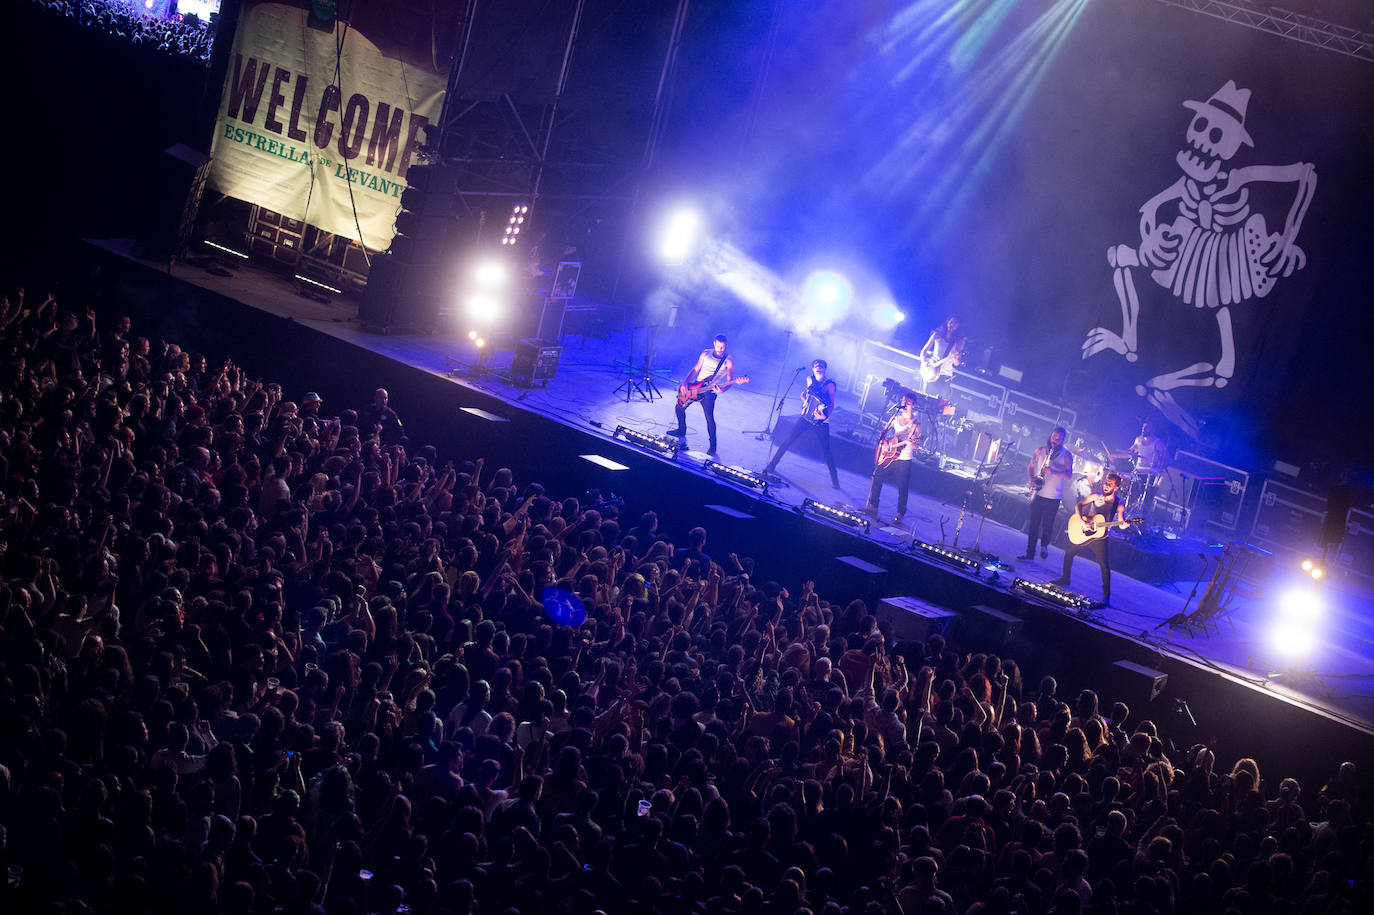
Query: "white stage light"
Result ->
[[472, 260, 509, 288], [1268, 622, 1315, 662], [465, 293, 503, 324], [658, 207, 702, 266], [1278, 586, 1323, 622]]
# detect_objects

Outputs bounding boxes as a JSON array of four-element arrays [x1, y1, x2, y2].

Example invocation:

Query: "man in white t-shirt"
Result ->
[[1022, 427, 1073, 560], [864, 395, 922, 524]]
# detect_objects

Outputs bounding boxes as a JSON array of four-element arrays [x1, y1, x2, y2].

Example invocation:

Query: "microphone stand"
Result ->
[[746, 330, 795, 440], [1155, 553, 1210, 631], [758, 367, 807, 471]]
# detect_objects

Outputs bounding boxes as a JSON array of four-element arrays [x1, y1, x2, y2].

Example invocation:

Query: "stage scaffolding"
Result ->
[[1156, 0, 1374, 62]]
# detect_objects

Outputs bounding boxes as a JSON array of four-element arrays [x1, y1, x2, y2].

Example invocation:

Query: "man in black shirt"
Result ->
[[1051, 472, 1128, 605]]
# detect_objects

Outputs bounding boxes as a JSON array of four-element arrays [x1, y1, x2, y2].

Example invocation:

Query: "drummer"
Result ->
[[1112, 422, 1169, 514]]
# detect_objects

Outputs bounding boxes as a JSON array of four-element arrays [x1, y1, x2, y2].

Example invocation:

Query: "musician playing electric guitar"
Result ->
[[668, 333, 736, 454], [918, 315, 966, 396], [864, 394, 922, 524], [1022, 426, 1073, 561], [1049, 472, 1129, 606], [763, 359, 841, 488]]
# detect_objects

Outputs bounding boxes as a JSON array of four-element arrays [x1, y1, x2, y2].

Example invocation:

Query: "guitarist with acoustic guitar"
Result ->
[[762, 359, 841, 488], [1049, 472, 1133, 606], [918, 315, 966, 396], [668, 334, 747, 455], [863, 394, 922, 524]]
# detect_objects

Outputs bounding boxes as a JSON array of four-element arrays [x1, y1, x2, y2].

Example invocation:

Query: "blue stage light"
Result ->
[[802, 270, 853, 326]]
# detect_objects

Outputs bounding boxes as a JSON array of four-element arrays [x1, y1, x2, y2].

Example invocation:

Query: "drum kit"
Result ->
[[1067, 433, 1165, 521]]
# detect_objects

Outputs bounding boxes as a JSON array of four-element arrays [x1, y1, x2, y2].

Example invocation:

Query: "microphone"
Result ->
[[795, 366, 808, 372], [589, 420, 605, 429]]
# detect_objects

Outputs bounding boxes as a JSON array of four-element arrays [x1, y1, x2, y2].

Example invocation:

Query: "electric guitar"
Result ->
[[919, 350, 960, 384], [874, 421, 922, 468], [676, 374, 749, 407], [1066, 512, 1146, 545]]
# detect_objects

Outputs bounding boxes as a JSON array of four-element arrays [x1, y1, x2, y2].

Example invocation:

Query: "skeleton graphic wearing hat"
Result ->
[[1082, 81, 1317, 438]]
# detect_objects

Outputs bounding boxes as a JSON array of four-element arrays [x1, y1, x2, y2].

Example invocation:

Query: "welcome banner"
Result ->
[[208, 1, 463, 247]]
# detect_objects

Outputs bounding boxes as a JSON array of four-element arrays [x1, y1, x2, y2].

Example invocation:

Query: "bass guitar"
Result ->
[[874, 422, 922, 468], [676, 374, 749, 407], [1066, 512, 1145, 545], [919, 351, 960, 384]]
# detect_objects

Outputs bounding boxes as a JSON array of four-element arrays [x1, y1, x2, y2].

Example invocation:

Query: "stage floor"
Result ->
[[100, 241, 1374, 739]]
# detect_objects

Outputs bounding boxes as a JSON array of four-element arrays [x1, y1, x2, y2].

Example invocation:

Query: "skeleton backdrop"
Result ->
[[1082, 81, 1317, 440]]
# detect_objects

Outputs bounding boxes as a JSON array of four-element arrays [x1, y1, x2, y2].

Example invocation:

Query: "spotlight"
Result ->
[[472, 260, 509, 288], [801, 270, 853, 330], [703, 460, 768, 493], [465, 293, 503, 324], [658, 207, 702, 266], [801, 498, 870, 533], [1300, 558, 1324, 580], [1268, 622, 1316, 662], [871, 300, 906, 331], [1277, 586, 1323, 622], [804, 271, 852, 311]]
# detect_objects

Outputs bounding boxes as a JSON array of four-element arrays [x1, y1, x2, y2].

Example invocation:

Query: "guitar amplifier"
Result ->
[[1249, 479, 1326, 560], [947, 370, 1007, 422], [511, 339, 561, 386], [1002, 391, 1075, 459]]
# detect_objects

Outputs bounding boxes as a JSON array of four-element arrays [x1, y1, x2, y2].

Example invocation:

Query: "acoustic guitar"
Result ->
[[874, 423, 922, 468], [1066, 512, 1145, 545]]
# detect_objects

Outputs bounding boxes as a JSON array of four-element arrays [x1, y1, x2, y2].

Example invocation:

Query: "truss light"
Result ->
[[913, 540, 984, 575], [203, 240, 249, 260], [703, 460, 768, 493], [801, 498, 870, 533], [502, 202, 530, 246], [1012, 577, 1092, 610], [294, 274, 343, 295], [613, 425, 681, 458]]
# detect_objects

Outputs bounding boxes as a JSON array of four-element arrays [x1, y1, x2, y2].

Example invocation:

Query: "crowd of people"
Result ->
[[0, 277, 1368, 915], [26, 0, 216, 62]]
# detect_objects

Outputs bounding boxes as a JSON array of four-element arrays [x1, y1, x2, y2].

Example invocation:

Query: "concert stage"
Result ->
[[88, 239, 1374, 783]]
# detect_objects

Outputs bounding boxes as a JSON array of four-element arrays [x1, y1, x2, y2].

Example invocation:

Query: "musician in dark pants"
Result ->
[[865, 395, 921, 524], [1022, 427, 1073, 560], [763, 359, 840, 488], [669, 334, 733, 454], [1051, 472, 1127, 605]]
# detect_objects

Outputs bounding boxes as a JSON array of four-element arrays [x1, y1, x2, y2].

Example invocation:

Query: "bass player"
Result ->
[[1050, 472, 1129, 606], [864, 394, 921, 524], [668, 334, 738, 455], [1022, 426, 1073, 560]]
